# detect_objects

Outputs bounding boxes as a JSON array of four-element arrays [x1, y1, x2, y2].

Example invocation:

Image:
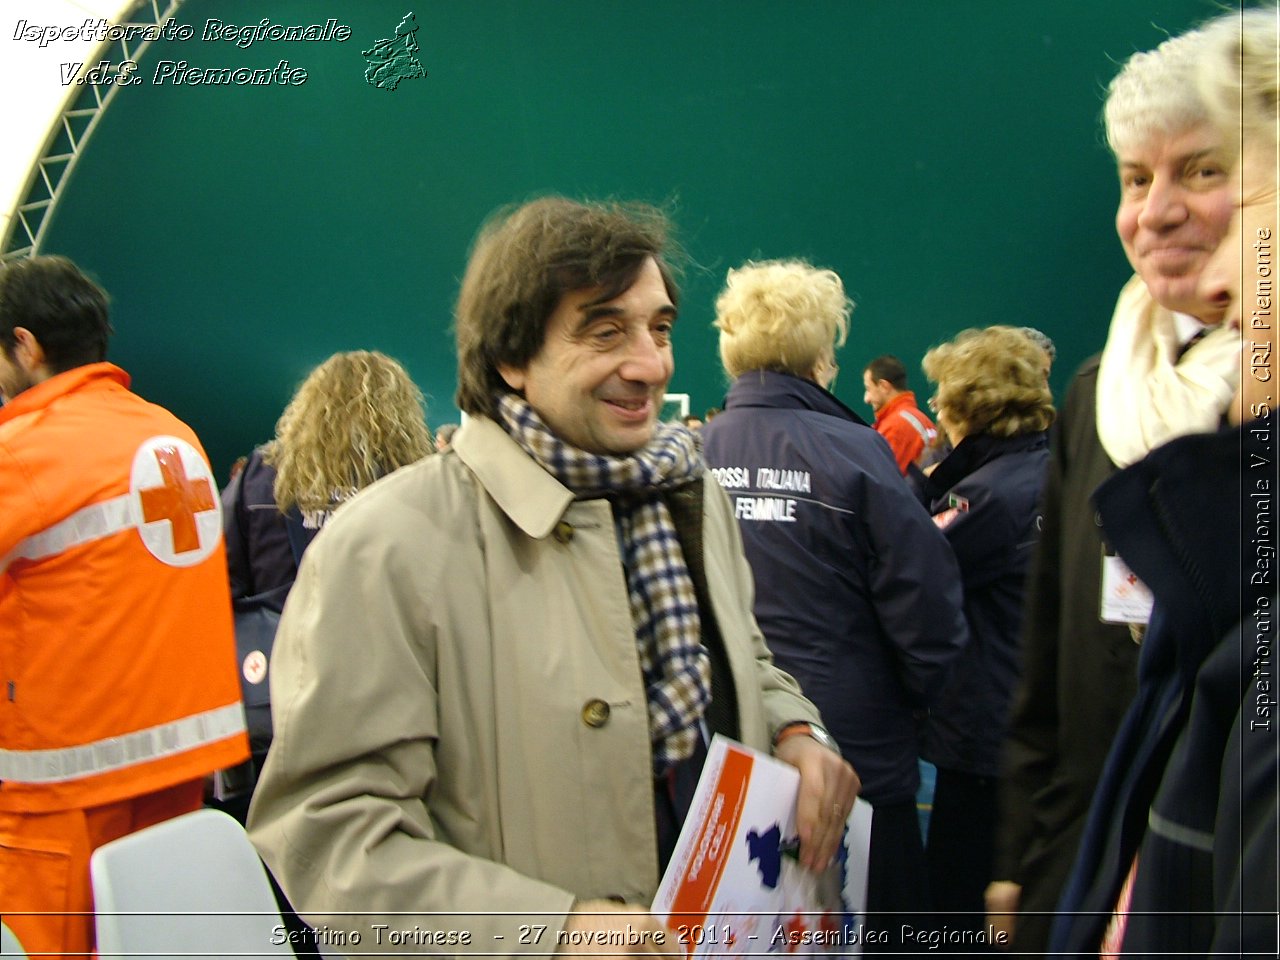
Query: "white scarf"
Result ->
[[1095, 274, 1241, 468]]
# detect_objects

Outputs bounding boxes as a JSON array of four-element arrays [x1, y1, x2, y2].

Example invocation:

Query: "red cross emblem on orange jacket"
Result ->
[[131, 435, 221, 566], [139, 443, 218, 554]]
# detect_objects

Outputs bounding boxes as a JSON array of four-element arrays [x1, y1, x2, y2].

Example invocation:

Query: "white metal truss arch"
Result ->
[[2, 0, 184, 261]]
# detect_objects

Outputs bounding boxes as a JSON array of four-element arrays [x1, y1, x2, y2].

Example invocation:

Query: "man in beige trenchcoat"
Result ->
[[248, 197, 859, 956]]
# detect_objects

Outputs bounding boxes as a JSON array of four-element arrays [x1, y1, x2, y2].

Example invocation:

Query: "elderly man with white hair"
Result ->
[[988, 18, 1241, 953], [1049, 8, 1278, 955]]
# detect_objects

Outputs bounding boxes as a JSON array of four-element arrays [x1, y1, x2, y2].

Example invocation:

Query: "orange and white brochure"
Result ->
[[651, 735, 873, 957]]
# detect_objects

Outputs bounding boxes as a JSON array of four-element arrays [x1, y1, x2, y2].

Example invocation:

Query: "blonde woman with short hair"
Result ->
[[702, 259, 970, 938]]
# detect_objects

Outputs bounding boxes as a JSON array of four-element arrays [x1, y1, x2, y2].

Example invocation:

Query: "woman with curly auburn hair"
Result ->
[[265, 350, 435, 528], [702, 259, 970, 942], [213, 350, 433, 950], [916, 325, 1053, 938], [225, 350, 433, 601], [218, 352, 432, 796]]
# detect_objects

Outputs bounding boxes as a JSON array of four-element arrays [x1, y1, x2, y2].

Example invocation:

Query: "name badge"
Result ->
[[1100, 553, 1153, 625]]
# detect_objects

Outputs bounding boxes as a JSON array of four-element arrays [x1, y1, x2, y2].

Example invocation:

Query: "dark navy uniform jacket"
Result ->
[[222, 447, 315, 599], [1051, 414, 1277, 956], [702, 370, 969, 805], [921, 431, 1050, 777]]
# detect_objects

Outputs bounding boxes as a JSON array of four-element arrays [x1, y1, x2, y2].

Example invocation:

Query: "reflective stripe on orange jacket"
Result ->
[[0, 363, 248, 812], [873, 390, 937, 474]]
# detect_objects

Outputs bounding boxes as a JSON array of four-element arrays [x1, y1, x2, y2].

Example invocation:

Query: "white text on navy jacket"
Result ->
[[710, 466, 813, 523]]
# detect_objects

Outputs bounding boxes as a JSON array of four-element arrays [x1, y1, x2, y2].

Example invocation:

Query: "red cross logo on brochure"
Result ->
[[131, 436, 221, 566]]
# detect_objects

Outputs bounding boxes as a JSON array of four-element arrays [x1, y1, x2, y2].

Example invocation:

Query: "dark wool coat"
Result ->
[[923, 430, 1050, 777], [1051, 413, 1278, 957]]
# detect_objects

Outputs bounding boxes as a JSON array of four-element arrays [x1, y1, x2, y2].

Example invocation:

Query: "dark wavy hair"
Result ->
[[453, 197, 679, 418]]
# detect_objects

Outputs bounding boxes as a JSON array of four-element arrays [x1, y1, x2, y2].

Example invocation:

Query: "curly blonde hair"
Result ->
[[923, 326, 1056, 440], [264, 351, 433, 516], [715, 259, 853, 380]]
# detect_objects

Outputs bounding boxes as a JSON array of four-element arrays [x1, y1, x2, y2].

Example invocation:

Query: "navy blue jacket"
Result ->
[[1051, 414, 1277, 956], [222, 447, 317, 599], [922, 431, 1049, 776], [703, 370, 969, 805]]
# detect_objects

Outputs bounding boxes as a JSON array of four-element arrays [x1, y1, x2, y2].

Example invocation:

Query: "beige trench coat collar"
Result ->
[[453, 415, 575, 539]]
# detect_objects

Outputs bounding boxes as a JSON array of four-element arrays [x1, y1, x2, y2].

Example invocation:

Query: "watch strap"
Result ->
[[773, 721, 840, 756]]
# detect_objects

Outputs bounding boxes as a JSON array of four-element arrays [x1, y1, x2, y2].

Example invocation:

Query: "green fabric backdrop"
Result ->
[[37, 0, 1219, 477]]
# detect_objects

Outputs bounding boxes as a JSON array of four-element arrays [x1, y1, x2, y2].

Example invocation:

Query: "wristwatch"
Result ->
[[773, 721, 841, 757]]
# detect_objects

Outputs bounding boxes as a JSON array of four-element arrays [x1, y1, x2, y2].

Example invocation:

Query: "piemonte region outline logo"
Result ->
[[363, 12, 426, 90]]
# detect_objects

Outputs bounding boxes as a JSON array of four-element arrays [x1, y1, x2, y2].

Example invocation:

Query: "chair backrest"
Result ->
[[91, 807, 294, 960], [1, 921, 28, 959]]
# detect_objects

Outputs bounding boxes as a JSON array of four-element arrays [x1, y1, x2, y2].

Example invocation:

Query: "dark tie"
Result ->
[[1176, 328, 1208, 362]]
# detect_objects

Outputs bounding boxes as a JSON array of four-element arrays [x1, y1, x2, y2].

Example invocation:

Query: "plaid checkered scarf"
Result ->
[[497, 393, 711, 773]]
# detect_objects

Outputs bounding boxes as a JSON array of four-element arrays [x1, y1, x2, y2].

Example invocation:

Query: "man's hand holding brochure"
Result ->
[[650, 736, 873, 957]]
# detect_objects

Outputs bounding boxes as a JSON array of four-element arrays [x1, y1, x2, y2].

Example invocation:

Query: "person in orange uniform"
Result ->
[[0, 256, 248, 958], [861, 354, 938, 474]]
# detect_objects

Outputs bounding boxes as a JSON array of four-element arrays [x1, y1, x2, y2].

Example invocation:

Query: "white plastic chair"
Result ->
[[1, 921, 28, 958], [90, 807, 295, 960]]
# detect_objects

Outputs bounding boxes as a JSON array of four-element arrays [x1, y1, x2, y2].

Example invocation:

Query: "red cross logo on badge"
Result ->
[[131, 436, 221, 566], [243, 650, 268, 685]]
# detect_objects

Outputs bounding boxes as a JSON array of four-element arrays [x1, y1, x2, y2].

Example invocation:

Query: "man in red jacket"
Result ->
[[862, 354, 937, 473], [0, 256, 248, 959]]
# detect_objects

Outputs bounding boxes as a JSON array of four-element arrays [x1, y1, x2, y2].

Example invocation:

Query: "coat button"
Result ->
[[582, 699, 610, 727], [554, 520, 574, 544]]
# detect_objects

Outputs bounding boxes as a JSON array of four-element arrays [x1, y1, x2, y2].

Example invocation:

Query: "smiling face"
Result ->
[[498, 257, 676, 455], [1115, 123, 1236, 320]]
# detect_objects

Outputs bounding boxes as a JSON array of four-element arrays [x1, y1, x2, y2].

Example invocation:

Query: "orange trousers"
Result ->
[[0, 779, 203, 959]]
